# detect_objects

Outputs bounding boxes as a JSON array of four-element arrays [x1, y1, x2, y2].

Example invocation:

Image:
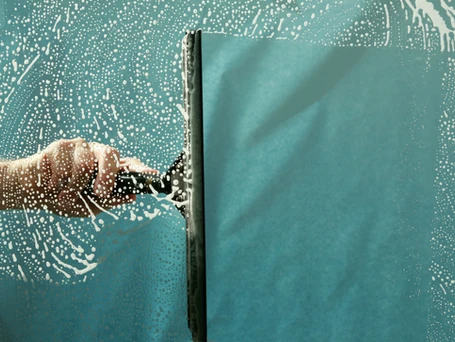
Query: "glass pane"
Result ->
[[2, 0, 455, 340]]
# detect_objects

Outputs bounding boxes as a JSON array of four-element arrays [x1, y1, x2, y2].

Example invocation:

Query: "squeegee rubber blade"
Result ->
[[183, 29, 207, 342]]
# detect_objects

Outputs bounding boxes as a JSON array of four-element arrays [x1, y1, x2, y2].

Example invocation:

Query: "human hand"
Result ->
[[9, 138, 157, 217]]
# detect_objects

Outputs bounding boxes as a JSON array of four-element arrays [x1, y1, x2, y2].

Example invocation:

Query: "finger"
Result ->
[[68, 138, 95, 193], [90, 143, 120, 198], [35, 152, 52, 191], [57, 190, 91, 217], [57, 188, 137, 217], [55, 190, 133, 218], [90, 194, 137, 216], [46, 140, 75, 193], [120, 157, 158, 174]]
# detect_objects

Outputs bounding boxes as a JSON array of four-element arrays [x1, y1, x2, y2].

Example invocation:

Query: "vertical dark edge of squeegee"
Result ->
[[186, 29, 207, 342]]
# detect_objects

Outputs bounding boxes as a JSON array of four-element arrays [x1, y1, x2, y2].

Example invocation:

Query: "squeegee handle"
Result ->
[[114, 171, 162, 195], [83, 171, 170, 196]]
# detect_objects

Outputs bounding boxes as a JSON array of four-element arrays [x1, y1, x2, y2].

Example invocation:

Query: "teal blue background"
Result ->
[[203, 34, 441, 341]]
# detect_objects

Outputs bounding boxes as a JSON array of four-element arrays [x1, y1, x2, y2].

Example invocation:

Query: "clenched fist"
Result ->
[[0, 138, 157, 217]]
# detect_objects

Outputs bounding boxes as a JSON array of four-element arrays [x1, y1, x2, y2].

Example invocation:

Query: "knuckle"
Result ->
[[47, 139, 64, 151], [55, 139, 75, 152], [73, 137, 88, 148], [59, 138, 70, 146], [73, 137, 85, 143], [88, 141, 98, 149]]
